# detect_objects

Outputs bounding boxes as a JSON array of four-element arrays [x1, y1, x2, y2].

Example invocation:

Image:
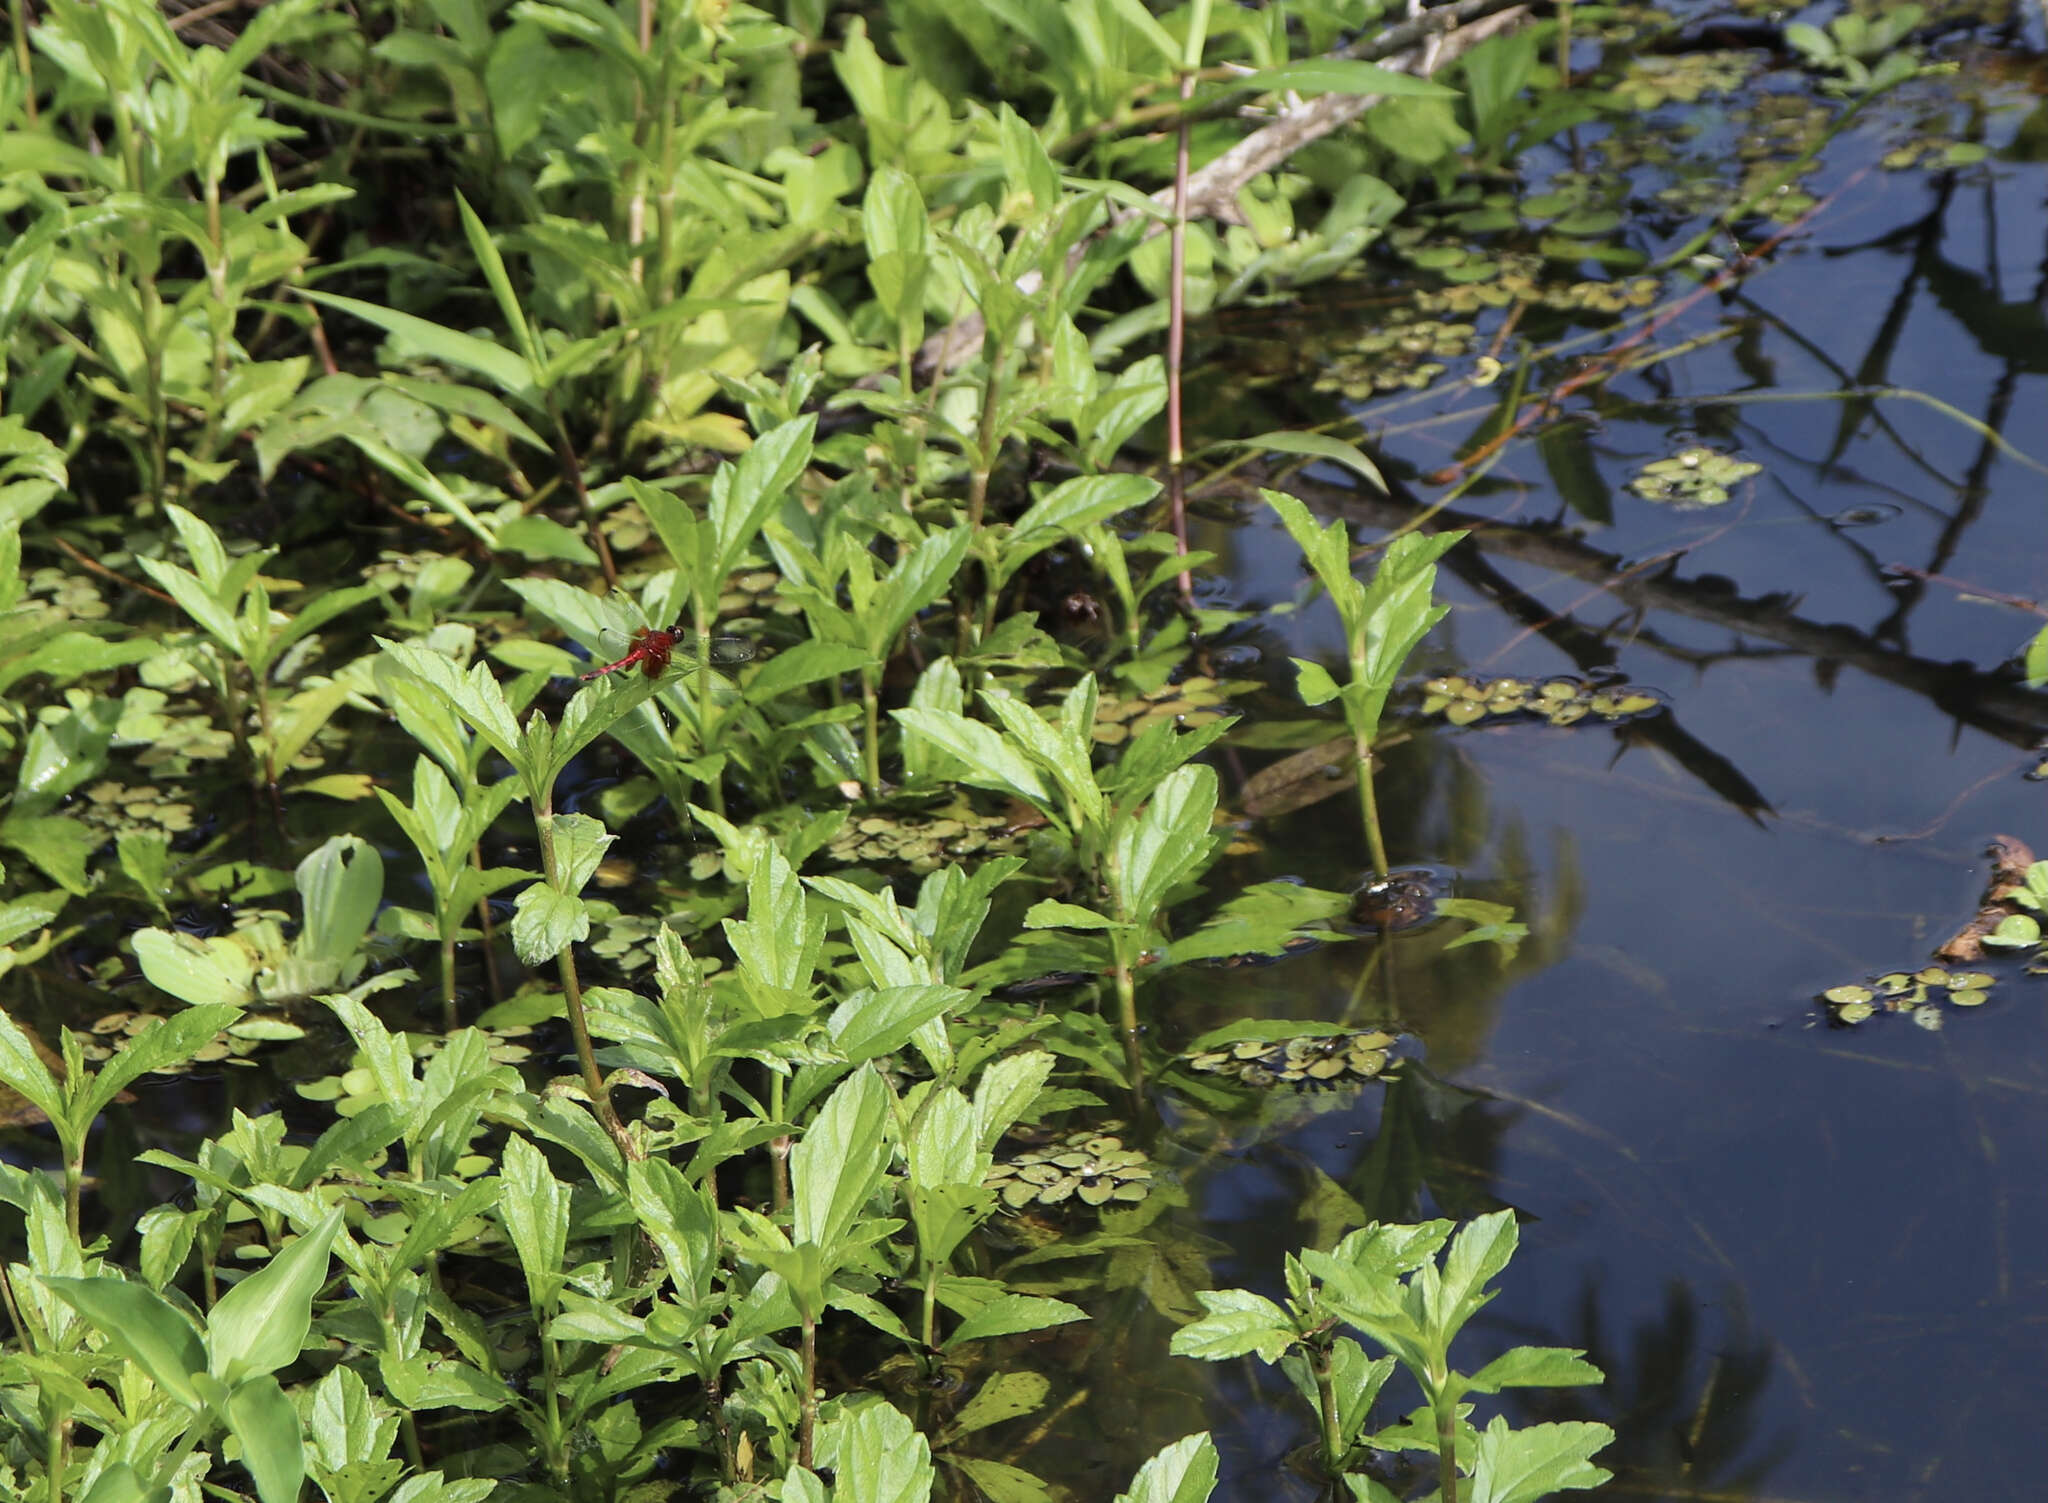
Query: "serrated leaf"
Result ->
[[1465, 1416, 1615, 1503], [1469, 1346, 1604, 1392], [1170, 1288, 1296, 1363]]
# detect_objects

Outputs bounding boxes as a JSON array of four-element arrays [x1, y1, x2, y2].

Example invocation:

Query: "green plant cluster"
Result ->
[[6, 0, 1972, 1495]]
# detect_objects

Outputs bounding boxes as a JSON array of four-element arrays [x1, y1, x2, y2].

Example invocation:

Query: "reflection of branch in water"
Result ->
[[1725, 289, 1962, 502], [1438, 540, 1777, 822], [1232, 468, 2048, 749]]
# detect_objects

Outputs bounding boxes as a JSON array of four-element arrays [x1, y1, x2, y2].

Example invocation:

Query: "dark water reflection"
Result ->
[[1170, 47, 2048, 1503]]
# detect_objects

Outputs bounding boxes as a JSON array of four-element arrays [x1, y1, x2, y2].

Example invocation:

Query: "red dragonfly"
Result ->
[[580, 622, 755, 681]]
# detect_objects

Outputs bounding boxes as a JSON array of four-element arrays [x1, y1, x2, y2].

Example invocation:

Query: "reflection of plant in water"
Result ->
[[1534, 1280, 1795, 1500]]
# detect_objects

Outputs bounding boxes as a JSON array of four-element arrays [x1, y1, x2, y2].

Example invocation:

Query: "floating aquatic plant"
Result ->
[[1628, 448, 1763, 508], [986, 1125, 1155, 1210]]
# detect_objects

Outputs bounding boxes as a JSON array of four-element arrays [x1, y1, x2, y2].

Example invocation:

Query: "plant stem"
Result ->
[[1355, 725, 1388, 879], [439, 932, 459, 1033], [798, 1312, 819, 1469], [44, 1408, 63, 1503], [957, 361, 1007, 659], [1163, 67, 1196, 606], [558, 947, 633, 1158], [770, 1073, 790, 1214], [921, 1263, 940, 1353], [1435, 1388, 1460, 1503], [1112, 937, 1146, 1111], [536, 808, 637, 1160], [540, 1330, 568, 1481], [10, 0, 35, 125], [471, 845, 504, 1006], [62, 1138, 83, 1245], [861, 671, 883, 796], [1311, 1344, 1344, 1473]]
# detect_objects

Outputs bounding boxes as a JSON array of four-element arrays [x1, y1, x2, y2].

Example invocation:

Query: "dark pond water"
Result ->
[[1118, 24, 2048, 1503]]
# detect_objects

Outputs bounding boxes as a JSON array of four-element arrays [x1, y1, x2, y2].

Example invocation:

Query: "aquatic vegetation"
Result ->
[[1184, 1028, 1398, 1088], [1418, 674, 1667, 728], [1627, 448, 1764, 508], [1173, 1211, 1614, 1501], [0, 0, 2037, 1498]]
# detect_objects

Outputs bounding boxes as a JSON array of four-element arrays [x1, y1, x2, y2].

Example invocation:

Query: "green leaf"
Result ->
[[116, 831, 171, 911], [0, 813, 98, 896], [1984, 913, 2040, 947], [1169, 1288, 1296, 1364], [710, 414, 817, 582], [496, 514, 599, 565], [0, 1007, 63, 1128], [1236, 60, 1457, 99], [945, 1293, 1087, 1347], [226, 1373, 308, 1503], [1464, 1416, 1615, 1503], [868, 524, 973, 653], [208, 1207, 343, 1384], [81, 1004, 241, 1127], [1219, 431, 1385, 491], [1468, 1346, 1605, 1392], [378, 641, 527, 775], [944, 1370, 1050, 1441], [2025, 624, 2047, 687], [299, 288, 542, 411], [1115, 1433, 1220, 1503], [834, 1401, 934, 1503], [511, 882, 589, 965], [74, 1462, 167, 1503], [1022, 899, 1116, 931], [828, 985, 967, 1064], [1292, 658, 1342, 707], [954, 1457, 1058, 1503], [1262, 489, 1359, 615], [792, 1067, 890, 1252], [1436, 1209, 1518, 1335], [42, 1276, 205, 1409], [500, 1134, 570, 1311], [455, 190, 541, 374], [132, 928, 257, 1007], [295, 835, 383, 970], [998, 475, 1160, 587], [892, 706, 1054, 808], [1112, 764, 1218, 926]]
